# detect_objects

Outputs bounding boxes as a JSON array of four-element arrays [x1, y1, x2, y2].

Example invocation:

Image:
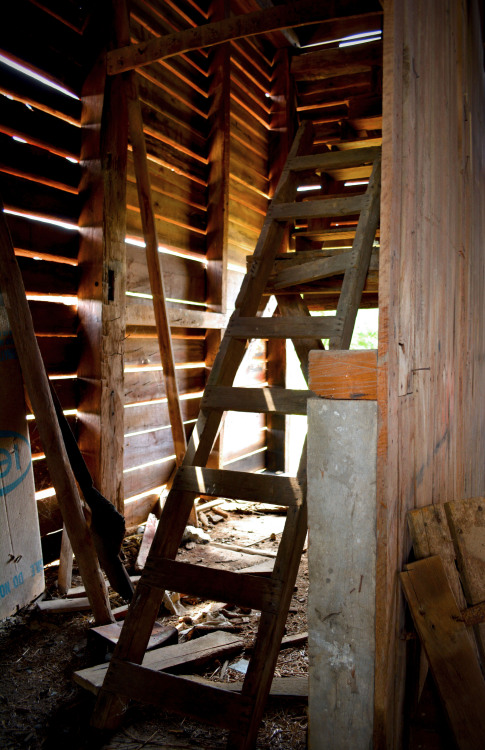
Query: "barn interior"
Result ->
[[1, 1, 485, 749]]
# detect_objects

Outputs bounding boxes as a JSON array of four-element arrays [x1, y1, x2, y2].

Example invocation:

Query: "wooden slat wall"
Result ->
[[0, 4, 84, 535], [376, 0, 485, 745]]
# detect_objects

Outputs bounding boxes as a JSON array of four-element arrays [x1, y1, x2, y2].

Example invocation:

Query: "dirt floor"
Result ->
[[0, 502, 308, 750]]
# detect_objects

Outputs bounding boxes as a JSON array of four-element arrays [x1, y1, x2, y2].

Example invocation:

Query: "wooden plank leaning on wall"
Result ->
[[77, 2, 129, 515]]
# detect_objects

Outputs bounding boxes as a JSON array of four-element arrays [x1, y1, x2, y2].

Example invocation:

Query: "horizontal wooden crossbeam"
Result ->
[[107, 1, 348, 74]]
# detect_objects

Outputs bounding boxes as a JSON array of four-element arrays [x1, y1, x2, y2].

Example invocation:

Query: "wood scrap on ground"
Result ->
[[400, 556, 485, 750], [73, 630, 245, 694]]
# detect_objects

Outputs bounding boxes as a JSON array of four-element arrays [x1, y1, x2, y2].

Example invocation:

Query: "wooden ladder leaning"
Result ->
[[91, 121, 381, 749]]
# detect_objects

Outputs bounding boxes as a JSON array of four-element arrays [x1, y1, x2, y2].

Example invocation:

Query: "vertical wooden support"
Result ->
[[77, 4, 129, 515], [266, 49, 295, 472], [205, 0, 230, 470], [0, 208, 113, 625]]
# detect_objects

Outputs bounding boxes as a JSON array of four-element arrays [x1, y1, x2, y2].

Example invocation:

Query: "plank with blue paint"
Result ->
[[0, 293, 44, 619]]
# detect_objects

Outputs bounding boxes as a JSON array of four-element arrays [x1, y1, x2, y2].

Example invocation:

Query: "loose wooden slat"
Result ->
[[172, 466, 302, 505], [202, 385, 316, 415], [400, 556, 485, 750], [269, 195, 364, 221], [75, 630, 244, 694], [142, 557, 282, 613], [308, 350, 378, 400], [227, 315, 341, 340]]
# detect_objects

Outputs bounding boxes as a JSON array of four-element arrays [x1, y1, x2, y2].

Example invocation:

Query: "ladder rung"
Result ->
[[103, 662, 249, 730], [274, 251, 352, 290], [270, 194, 365, 221], [227, 316, 342, 340], [202, 385, 315, 415], [172, 465, 303, 504], [143, 557, 283, 613], [287, 146, 381, 173]]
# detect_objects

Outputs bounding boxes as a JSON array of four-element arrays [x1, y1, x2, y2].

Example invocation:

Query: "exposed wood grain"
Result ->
[[309, 349, 377, 400], [400, 556, 485, 750], [375, 2, 485, 744]]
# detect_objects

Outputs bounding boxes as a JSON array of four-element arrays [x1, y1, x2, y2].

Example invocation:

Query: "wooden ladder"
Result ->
[[91, 121, 381, 748]]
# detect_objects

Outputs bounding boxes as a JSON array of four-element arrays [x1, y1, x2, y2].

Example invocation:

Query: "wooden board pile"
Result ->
[[402, 498, 485, 749]]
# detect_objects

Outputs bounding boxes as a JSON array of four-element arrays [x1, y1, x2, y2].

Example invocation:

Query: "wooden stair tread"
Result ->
[[274, 251, 352, 289], [202, 385, 317, 415], [270, 194, 365, 221], [142, 557, 283, 613], [172, 465, 303, 504], [287, 145, 381, 173], [227, 316, 342, 339]]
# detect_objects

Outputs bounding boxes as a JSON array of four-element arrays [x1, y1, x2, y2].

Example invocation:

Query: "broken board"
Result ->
[[74, 630, 244, 694], [0, 293, 44, 619], [400, 556, 485, 750]]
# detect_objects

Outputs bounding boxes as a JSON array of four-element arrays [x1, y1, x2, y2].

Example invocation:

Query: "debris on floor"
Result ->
[[0, 503, 308, 750]]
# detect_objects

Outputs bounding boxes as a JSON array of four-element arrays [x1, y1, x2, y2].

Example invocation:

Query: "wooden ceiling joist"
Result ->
[[107, 0, 376, 74]]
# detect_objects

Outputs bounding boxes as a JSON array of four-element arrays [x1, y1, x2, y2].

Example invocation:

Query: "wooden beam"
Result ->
[[107, 0, 345, 74], [0, 207, 113, 626], [77, 4, 129, 514]]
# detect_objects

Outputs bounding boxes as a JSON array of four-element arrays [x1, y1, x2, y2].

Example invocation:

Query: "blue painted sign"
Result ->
[[0, 431, 32, 497]]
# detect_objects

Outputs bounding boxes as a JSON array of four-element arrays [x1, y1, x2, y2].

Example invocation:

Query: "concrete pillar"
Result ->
[[307, 399, 377, 750]]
